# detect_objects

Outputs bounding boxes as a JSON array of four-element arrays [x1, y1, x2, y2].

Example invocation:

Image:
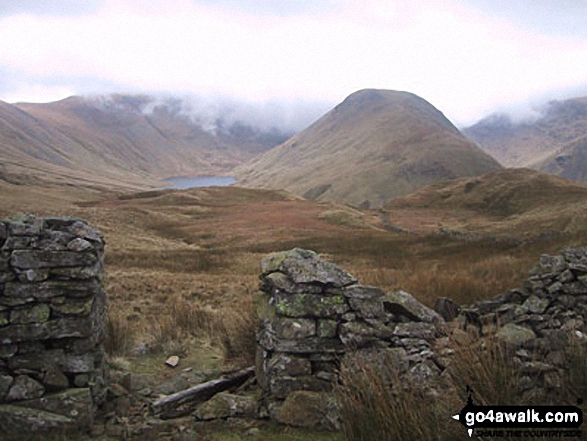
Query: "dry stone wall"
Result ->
[[454, 248, 587, 401], [255, 248, 446, 427], [0, 215, 106, 435], [256, 247, 587, 428]]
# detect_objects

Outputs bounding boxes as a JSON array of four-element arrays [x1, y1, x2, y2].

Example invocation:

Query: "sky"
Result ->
[[0, 0, 586, 127]]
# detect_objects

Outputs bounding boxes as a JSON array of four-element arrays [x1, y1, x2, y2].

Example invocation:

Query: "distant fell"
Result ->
[[464, 96, 587, 168], [0, 94, 289, 190], [235, 89, 502, 207]]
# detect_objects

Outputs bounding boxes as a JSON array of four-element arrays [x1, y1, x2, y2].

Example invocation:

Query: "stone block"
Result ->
[[317, 320, 338, 338], [7, 375, 45, 401], [10, 304, 51, 324], [274, 292, 349, 318], [0, 375, 14, 401], [269, 375, 332, 400], [393, 322, 440, 341], [4, 280, 100, 300], [273, 391, 340, 431], [0, 317, 94, 344], [339, 321, 394, 347], [50, 298, 94, 316], [7, 219, 43, 236], [348, 297, 384, 318], [10, 250, 97, 269], [268, 354, 312, 377], [269, 318, 316, 340], [259, 333, 344, 354], [15, 268, 50, 283]]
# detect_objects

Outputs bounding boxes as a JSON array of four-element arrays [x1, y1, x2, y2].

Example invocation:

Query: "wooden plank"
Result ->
[[151, 366, 255, 419]]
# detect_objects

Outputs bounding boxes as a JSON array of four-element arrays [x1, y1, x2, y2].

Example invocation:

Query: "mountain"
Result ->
[[235, 89, 502, 208], [0, 95, 290, 190], [464, 96, 587, 168]]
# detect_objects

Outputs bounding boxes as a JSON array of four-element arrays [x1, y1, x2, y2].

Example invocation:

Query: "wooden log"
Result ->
[[151, 366, 255, 419]]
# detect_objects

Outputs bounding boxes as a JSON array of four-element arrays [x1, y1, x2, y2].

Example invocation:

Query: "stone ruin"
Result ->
[[255, 248, 446, 429], [0, 216, 106, 436], [255, 247, 587, 428]]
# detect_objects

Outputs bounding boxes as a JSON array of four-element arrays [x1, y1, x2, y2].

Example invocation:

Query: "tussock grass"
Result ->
[[104, 311, 136, 356], [337, 352, 459, 441]]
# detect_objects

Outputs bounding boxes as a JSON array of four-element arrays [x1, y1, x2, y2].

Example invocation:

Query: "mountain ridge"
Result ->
[[235, 89, 502, 207]]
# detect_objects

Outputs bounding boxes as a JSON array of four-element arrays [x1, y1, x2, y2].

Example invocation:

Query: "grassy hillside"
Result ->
[[236, 89, 502, 208], [385, 168, 587, 237]]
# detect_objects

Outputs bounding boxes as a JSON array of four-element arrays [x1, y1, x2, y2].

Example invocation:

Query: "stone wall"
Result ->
[[255, 248, 446, 427], [454, 248, 587, 401], [0, 215, 106, 435], [255, 247, 587, 427]]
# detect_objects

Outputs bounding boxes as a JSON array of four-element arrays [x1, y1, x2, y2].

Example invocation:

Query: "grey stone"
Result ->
[[11, 388, 93, 429], [15, 268, 50, 283], [7, 218, 43, 236], [66, 221, 103, 243], [0, 375, 14, 401], [261, 248, 357, 287], [10, 250, 97, 269], [0, 317, 94, 344], [339, 320, 394, 347], [434, 297, 461, 322], [263, 272, 323, 295], [4, 280, 100, 299], [343, 285, 385, 299], [0, 344, 17, 358], [269, 375, 332, 399], [268, 354, 312, 377], [0, 271, 15, 283], [49, 264, 101, 280], [273, 391, 340, 431], [496, 324, 536, 347], [348, 297, 384, 318], [259, 333, 344, 354], [67, 238, 93, 252], [0, 222, 6, 245], [316, 320, 338, 338], [273, 292, 349, 318], [0, 404, 74, 434], [10, 304, 51, 324], [73, 374, 90, 388], [7, 375, 45, 401], [195, 392, 256, 420], [0, 312, 9, 327], [50, 298, 94, 316], [559, 269, 575, 283], [43, 365, 70, 391], [522, 295, 550, 314], [269, 317, 316, 340], [393, 322, 439, 341], [383, 290, 443, 323]]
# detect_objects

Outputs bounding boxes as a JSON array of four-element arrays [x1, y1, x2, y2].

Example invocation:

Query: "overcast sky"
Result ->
[[0, 0, 586, 126]]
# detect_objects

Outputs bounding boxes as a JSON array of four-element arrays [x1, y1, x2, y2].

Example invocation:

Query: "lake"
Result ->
[[163, 176, 236, 189]]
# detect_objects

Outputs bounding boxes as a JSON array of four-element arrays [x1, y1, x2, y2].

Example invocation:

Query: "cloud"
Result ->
[[0, 0, 586, 126], [0, 0, 101, 17]]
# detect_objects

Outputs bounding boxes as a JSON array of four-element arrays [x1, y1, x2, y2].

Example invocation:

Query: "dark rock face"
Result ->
[[0, 215, 106, 437], [255, 248, 446, 425]]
